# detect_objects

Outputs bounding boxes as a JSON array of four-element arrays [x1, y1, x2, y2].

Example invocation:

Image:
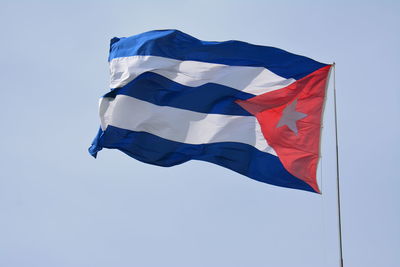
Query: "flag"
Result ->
[[89, 29, 331, 193]]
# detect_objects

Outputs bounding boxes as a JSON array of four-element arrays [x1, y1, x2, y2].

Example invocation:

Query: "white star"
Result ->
[[276, 99, 307, 134]]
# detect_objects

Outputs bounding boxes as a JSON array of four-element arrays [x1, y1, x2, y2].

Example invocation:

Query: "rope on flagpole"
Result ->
[[319, 155, 329, 266], [332, 63, 344, 267]]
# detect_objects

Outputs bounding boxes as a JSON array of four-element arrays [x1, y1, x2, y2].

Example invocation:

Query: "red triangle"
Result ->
[[236, 65, 332, 193]]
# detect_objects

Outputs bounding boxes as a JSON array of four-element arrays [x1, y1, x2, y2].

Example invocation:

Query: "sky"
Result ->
[[0, 1, 399, 267]]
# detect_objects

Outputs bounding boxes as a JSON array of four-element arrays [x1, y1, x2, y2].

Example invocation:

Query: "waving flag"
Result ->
[[89, 30, 331, 193]]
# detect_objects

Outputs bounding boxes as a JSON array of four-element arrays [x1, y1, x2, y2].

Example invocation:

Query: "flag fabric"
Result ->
[[89, 29, 331, 193]]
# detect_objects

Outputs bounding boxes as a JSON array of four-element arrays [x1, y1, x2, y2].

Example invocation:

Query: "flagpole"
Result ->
[[332, 63, 344, 267]]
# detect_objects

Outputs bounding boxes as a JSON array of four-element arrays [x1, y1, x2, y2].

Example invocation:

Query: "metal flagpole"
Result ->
[[332, 63, 344, 267]]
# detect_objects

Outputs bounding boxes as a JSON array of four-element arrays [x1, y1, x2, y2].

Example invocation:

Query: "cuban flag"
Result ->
[[89, 30, 332, 193]]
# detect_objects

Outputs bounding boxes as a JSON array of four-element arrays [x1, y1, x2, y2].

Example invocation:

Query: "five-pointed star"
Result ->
[[276, 99, 307, 134]]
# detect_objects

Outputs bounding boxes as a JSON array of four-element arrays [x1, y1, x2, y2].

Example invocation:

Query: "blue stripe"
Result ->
[[89, 126, 317, 193], [104, 72, 253, 116], [109, 29, 327, 80]]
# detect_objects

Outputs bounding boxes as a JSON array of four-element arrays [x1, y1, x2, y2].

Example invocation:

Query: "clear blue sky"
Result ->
[[0, 1, 399, 266]]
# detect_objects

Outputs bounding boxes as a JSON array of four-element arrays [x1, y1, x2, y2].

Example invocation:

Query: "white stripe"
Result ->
[[109, 55, 295, 95], [99, 95, 276, 155]]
